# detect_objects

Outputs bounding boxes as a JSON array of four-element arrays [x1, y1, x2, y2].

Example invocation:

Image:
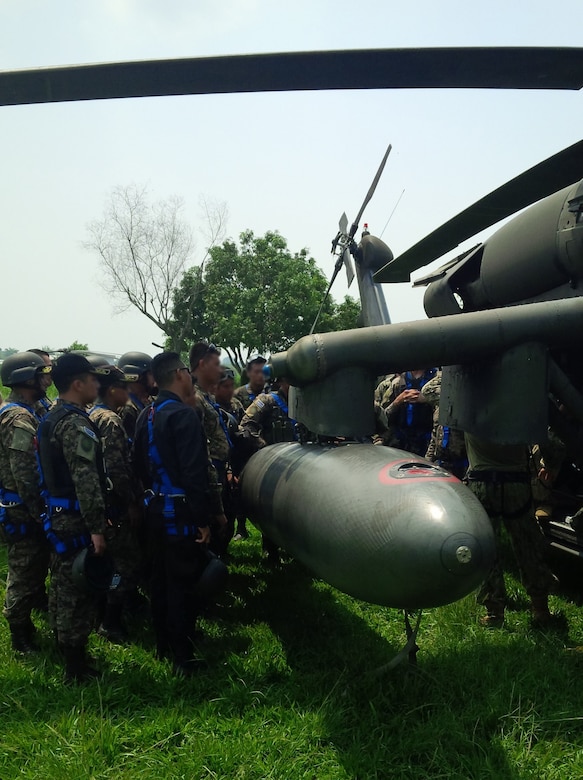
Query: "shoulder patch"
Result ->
[[82, 426, 99, 442], [255, 400, 264, 409], [10, 425, 34, 453]]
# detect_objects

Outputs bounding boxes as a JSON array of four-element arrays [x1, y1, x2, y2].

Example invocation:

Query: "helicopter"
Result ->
[[2, 47, 583, 662]]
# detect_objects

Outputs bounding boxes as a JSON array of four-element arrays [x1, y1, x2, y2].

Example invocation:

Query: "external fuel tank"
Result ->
[[241, 442, 495, 609]]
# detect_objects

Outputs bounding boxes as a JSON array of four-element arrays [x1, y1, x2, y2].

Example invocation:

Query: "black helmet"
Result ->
[[118, 351, 152, 376], [73, 352, 110, 369], [71, 548, 117, 593], [0, 351, 51, 387], [195, 550, 228, 604]]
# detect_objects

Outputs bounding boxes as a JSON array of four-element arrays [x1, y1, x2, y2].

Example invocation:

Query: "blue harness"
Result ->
[[205, 394, 233, 449], [0, 402, 44, 539], [144, 399, 198, 537]]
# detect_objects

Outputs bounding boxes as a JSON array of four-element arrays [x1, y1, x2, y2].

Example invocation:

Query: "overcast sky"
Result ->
[[1, 0, 582, 356]]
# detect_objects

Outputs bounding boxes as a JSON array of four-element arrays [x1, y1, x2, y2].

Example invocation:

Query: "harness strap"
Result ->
[[146, 400, 188, 523], [43, 515, 90, 556]]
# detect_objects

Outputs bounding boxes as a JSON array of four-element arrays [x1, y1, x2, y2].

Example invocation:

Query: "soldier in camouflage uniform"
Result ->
[[0, 352, 52, 653], [422, 370, 468, 478], [37, 353, 109, 681], [465, 432, 556, 628], [27, 348, 54, 416], [234, 355, 267, 411], [240, 377, 296, 563], [89, 365, 142, 642], [381, 369, 437, 456], [374, 373, 400, 406], [189, 342, 229, 553], [118, 351, 156, 441]]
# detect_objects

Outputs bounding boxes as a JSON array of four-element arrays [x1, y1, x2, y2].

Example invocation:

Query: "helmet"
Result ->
[[195, 550, 228, 604], [1, 351, 51, 387], [74, 352, 110, 369], [118, 351, 152, 376], [71, 548, 116, 593]]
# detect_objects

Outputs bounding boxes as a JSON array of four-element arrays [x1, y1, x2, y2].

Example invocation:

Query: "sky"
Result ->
[[1, 0, 582, 356]]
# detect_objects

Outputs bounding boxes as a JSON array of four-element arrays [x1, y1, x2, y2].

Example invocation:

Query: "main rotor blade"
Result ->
[[2, 48, 583, 107], [375, 139, 583, 283], [350, 144, 392, 237]]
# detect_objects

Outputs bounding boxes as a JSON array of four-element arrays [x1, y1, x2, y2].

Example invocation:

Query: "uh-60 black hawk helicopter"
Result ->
[[3, 47, 583, 664]]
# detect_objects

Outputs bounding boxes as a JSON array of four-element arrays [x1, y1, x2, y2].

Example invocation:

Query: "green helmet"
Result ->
[[71, 548, 116, 593], [0, 351, 51, 387]]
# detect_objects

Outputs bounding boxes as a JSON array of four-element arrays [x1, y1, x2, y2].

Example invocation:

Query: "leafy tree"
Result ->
[[169, 230, 361, 372], [63, 341, 89, 352], [0, 347, 18, 360]]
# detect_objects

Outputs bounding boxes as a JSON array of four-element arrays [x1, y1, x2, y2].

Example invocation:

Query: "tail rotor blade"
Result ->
[[350, 144, 392, 237]]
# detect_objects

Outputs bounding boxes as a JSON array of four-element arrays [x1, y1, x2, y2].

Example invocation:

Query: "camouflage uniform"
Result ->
[[465, 432, 555, 619], [234, 384, 264, 411], [89, 405, 142, 604], [120, 393, 152, 441], [193, 383, 232, 554], [530, 430, 568, 520], [0, 393, 50, 640], [374, 373, 400, 406], [381, 370, 437, 456], [422, 370, 468, 478], [240, 391, 296, 448], [38, 400, 108, 646]]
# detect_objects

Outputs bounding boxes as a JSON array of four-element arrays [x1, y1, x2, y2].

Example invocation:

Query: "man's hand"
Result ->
[[91, 533, 106, 556], [197, 525, 211, 544]]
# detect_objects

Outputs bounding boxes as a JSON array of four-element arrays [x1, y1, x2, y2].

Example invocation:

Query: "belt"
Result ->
[[466, 469, 530, 484]]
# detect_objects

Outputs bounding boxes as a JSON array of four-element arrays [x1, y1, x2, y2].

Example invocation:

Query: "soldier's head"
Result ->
[[95, 365, 136, 412], [189, 342, 223, 386], [27, 349, 53, 395], [118, 351, 156, 395], [51, 353, 100, 405], [1, 351, 52, 401], [246, 355, 267, 392], [153, 351, 194, 404], [215, 368, 236, 406]]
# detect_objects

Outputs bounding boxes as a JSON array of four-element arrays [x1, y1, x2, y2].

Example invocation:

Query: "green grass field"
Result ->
[[1, 531, 583, 779]]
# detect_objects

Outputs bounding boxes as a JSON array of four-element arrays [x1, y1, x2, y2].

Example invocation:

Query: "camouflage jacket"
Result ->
[[421, 370, 467, 464], [39, 400, 107, 537], [234, 383, 265, 411], [240, 391, 295, 448], [193, 384, 230, 462], [374, 374, 400, 406], [119, 392, 151, 441], [0, 392, 45, 525], [89, 404, 140, 512]]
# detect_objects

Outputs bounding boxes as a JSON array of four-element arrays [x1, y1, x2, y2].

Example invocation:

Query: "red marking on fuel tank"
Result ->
[[378, 459, 459, 485]]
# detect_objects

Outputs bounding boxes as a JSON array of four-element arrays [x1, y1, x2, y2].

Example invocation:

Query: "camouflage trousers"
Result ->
[[49, 550, 99, 646], [3, 527, 50, 627], [468, 480, 555, 609], [105, 522, 143, 604]]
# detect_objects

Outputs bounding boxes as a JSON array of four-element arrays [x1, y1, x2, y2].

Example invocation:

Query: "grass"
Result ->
[[2, 531, 583, 779]]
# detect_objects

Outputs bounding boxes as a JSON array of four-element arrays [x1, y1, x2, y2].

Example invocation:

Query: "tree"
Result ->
[[63, 341, 89, 352], [85, 185, 227, 351], [169, 229, 361, 372]]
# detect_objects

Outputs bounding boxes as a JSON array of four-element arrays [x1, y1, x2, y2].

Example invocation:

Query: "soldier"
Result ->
[[89, 365, 142, 643], [422, 369, 468, 478], [240, 376, 296, 563], [381, 368, 437, 456], [0, 352, 52, 653], [239, 377, 296, 449], [189, 342, 229, 554], [465, 432, 557, 628], [37, 353, 109, 681], [27, 348, 54, 415], [132, 351, 212, 675], [234, 355, 267, 410], [118, 351, 156, 440], [374, 373, 400, 406], [215, 368, 245, 423]]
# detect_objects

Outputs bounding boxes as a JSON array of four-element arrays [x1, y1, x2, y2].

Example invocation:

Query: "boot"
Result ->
[[63, 644, 100, 683], [531, 595, 552, 626], [97, 603, 128, 644], [9, 622, 37, 654], [479, 601, 505, 628]]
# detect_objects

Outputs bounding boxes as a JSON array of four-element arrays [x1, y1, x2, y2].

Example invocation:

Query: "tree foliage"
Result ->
[[169, 230, 361, 371]]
